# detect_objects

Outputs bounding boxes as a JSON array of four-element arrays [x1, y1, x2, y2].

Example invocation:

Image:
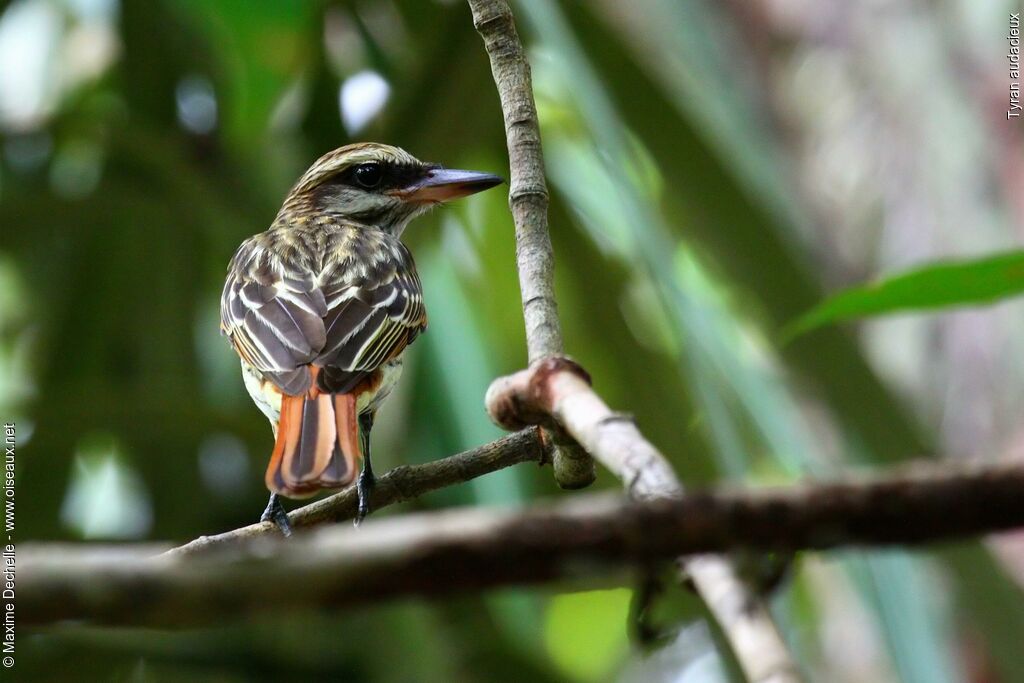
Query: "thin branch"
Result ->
[[469, 0, 560, 361], [486, 358, 804, 683], [21, 458, 1024, 627], [167, 429, 546, 557], [468, 0, 595, 490]]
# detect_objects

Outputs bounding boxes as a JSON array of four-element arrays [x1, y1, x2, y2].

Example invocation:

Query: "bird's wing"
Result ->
[[220, 228, 426, 396], [220, 231, 329, 395], [315, 235, 427, 394]]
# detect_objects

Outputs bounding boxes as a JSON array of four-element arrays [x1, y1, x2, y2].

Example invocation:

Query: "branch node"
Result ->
[[531, 355, 591, 393], [599, 412, 636, 427], [509, 187, 550, 204], [551, 440, 597, 490], [472, 7, 511, 33], [485, 355, 591, 431]]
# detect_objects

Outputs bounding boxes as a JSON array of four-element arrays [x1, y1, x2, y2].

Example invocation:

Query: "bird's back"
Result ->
[[221, 219, 426, 396]]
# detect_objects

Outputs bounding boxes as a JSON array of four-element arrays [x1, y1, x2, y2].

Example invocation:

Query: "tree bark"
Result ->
[[167, 429, 546, 557], [21, 457, 1024, 627], [468, 0, 596, 491], [486, 357, 805, 683]]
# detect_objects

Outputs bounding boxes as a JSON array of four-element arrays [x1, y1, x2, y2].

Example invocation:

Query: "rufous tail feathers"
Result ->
[[265, 371, 361, 498]]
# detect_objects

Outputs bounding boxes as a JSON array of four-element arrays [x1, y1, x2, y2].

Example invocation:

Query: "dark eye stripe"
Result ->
[[334, 162, 429, 192]]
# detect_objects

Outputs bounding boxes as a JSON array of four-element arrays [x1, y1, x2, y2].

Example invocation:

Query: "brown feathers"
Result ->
[[332, 393, 361, 484], [224, 143, 456, 500], [263, 368, 366, 498], [220, 223, 426, 398]]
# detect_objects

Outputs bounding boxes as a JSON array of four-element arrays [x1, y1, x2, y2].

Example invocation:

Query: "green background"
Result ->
[[2, 0, 1023, 681]]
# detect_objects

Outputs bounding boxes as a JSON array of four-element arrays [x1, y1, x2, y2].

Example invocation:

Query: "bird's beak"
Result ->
[[395, 168, 504, 204]]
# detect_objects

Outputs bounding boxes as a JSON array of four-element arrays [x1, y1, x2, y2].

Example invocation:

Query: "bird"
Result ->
[[220, 142, 502, 535]]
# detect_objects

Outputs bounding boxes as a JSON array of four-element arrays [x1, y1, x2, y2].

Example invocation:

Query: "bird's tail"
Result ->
[[265, 388, 361, 498]]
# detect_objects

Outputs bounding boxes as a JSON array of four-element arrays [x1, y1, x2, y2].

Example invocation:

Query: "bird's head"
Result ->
[[280, 142, 503, 234]]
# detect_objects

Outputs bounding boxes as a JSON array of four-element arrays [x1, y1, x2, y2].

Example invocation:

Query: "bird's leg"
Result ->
[[355, 411, 376, 526], [260, 492, 293, 537]]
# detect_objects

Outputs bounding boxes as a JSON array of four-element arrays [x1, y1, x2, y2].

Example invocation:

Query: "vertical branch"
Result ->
[[468, 1, 802, 678], [470, 1, 559, 361], [469, 0, 595, 489]]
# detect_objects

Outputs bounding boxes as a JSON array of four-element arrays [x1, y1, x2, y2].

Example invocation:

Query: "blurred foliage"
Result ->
[[787, 250, 1024, 340], [1, 0, 1023, 681]]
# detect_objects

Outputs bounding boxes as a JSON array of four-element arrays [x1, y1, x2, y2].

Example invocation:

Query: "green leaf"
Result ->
[[786, 250, 1024, 340]]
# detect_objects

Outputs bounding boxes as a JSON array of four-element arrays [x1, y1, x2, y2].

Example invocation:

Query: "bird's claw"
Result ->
[[261, 493, 293, 537], [354, 469, 375, 527]]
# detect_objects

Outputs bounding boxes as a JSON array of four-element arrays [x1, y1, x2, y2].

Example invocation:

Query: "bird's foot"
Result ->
[[261, 493, 293, 537], [354, 468, 376, 527]]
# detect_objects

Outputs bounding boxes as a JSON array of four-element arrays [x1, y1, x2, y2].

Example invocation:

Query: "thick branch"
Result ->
[[21, 459, 1024, 627], [167, 429, 545, 557], [468, 0, 595, 490], [486, 358, 803, 683]]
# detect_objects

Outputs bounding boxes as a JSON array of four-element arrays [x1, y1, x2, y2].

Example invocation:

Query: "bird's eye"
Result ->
[[353, 163, 384, 189]]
